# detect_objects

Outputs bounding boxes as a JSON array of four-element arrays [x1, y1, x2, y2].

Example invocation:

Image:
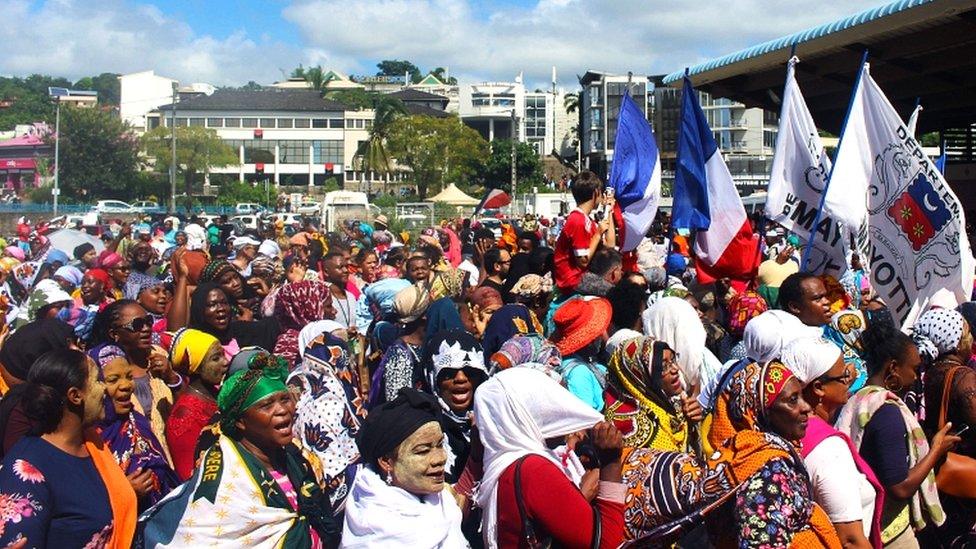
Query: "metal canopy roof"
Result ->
[[663, 0, 976, 133]]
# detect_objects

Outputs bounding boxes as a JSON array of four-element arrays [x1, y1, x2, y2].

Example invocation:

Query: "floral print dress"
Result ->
[[735, 456, 814, 548], [0, 437, 114, 548]]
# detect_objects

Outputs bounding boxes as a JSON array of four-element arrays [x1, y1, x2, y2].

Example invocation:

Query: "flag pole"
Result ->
[[800, 49, 868, 272], [670, 68, 690, 245]]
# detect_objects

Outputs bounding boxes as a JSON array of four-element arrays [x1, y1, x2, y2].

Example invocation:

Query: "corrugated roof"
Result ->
[[387, 88, 448, 102], [663, 0, 933, 83], [157, 89, 348, 112]]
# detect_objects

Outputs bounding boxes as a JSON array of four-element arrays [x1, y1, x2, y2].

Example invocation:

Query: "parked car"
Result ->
[[132, 200, 163, 214], [296, 201, 320, 216], [235, 203, 264, 215], [231, 215, 260, 230], [271, 212, 304, 227], [195, 213, 221, 227], [93, 200, 135, 214]]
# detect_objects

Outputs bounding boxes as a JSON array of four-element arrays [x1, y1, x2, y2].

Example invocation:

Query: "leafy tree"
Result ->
[[325, 89, 375, 110], [72, 73, 120, 105], [477, 140, 544, 194], [376, 60, 422, 84], [142, 125, 239, 210], [46, 105, 140, 200], [564, 92, 579, 114], [238, 81, 264, 91], [216, 180, 269, 207], [386, 115, 488, 199], [356, 95, 407, 174], [920, 131, 940, 147]]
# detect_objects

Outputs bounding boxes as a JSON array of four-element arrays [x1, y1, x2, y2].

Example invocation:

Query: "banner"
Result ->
[[830, 63, 974, 326], [765, 58, 848, 276]]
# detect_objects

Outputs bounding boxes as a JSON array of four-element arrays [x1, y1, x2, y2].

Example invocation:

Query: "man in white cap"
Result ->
[[230, 235, 260, 275]]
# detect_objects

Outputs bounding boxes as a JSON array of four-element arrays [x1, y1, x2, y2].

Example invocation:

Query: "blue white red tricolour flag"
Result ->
[[474, 187, 511, 217], [672, 76, 759, 282], [608, 92, 661, 252], [830, 63, 974, 327], [765, 57, 848, 276]]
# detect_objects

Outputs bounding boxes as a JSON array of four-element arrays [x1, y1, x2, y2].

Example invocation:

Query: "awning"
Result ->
[[0, 159, 36, 171]]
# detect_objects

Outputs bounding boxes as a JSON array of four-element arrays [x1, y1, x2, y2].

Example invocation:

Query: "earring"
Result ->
[[385, 472, 393, 486], [883, 373, 903, 393]]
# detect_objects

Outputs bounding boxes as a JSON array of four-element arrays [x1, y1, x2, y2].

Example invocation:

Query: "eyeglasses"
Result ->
[[117, 316, 153, 332], [820, 367, 854, 386]]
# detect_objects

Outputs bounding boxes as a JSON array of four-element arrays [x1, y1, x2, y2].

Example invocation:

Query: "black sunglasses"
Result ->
[[117, 316, 153, 332]]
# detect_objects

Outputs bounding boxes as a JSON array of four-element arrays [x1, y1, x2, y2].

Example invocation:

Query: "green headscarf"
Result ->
[[217, 353, 289, 437]]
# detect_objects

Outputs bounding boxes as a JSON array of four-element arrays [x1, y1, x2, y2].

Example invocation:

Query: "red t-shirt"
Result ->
[[554, 209, 597, 293], [165, 390, 218, 480]]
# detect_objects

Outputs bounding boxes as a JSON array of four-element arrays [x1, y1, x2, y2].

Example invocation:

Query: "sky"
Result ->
[[0, 0, 885, 90]]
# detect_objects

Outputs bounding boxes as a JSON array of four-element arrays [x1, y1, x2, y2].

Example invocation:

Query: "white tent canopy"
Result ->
[[428, 183, 480, 206]]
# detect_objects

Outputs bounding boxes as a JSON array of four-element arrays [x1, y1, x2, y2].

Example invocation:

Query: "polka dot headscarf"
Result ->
[[912, 308, 965, 362]]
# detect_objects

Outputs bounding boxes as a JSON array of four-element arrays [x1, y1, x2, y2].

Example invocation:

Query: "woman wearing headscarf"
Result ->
[[343, 388, 465, 548], [725, 288, 768, 347], [164, 328, 229, 480], [0, 349, 137, 548], [821, 309, 870, 393], [467, 286, 504, 338], [475, 368, 627, 549], [199, 259, 249, 319], [289, 332, 368, 514], [372, 285, 431, 406], [424, 297, 464, 347], [642, 296, 720, 395], [914, 309, 975, 439], [480, 303, 543, 365], [124, 271, 170, 337], [140, 355, 340, 547], [785, 337, 884, 549], [98, 251, 130, 300], [836, 321, 957, 548], [273, 280, 336, 367], [604, 336, 697, 452], [551, 297, 613, 411], [92, 344, 180, 511], [706, 360, 841, 548], [427, 268, 467, 303], [487, 334, 562, 383], [22, 278, 73, 324], [75, 268, 114, 313], [424, 330, 488, 483]]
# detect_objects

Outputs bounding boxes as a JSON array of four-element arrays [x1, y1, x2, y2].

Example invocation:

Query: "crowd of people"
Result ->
[[0, 169, 972, 548]]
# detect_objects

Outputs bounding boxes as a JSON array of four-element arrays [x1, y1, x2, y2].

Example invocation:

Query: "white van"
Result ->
[[320, 191, 370, 232]]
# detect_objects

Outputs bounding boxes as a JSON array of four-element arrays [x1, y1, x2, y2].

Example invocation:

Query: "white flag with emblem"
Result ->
[[830, 63, 974, 327], [766, 58, 848, 276]]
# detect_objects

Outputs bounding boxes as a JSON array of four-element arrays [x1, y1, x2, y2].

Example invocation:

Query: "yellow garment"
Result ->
[[757, 258, 798, 288], [168, 328, 220, 374], [132, 375, 174, 466]]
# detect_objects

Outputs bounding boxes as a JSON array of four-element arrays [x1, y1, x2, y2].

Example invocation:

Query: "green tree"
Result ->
[[303, 65, 330, 92], [216, 180, 269, 207], [477, 139, 543, 194], [142, 125, 239, 210], [564, 92, 579, 114], [46, 105, 140, 200], [324, 89, 375, 110], [386, 115, 488, 199], [429, 67, 458, 85], [376, 60, 422, 84], [356, 95, 407, 174], [73, 73, 120, 105]]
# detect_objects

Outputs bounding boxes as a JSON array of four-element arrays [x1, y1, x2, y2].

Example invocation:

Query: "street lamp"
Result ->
[[47, 87, 68, 216]]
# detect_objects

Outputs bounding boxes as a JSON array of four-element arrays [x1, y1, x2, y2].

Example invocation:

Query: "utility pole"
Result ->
[[510, 108, 518, 209], [170, 82, 178, 213], [53, 96, 61, 217]]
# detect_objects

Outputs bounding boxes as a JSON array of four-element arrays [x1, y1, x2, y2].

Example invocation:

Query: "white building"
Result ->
[[119, 70, 180, 132], [146, 89, 402, 193]]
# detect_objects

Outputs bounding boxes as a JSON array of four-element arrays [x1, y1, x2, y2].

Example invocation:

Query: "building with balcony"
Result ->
[[579, 71, 652, 177], [147, 89, 404, 193]]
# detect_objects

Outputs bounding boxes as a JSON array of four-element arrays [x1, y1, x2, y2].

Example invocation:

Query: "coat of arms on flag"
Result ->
[[885, 171, 951, 251]]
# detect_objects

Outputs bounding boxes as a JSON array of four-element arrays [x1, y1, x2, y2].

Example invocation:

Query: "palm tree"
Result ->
[[356, 96, 407, 174], [564, 91, 580, 114]]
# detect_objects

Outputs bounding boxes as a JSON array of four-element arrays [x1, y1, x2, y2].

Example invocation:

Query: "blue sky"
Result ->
[[0, 0, 885, 87]]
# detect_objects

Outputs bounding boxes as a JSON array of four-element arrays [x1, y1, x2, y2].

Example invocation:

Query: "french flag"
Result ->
[[608, 92, 661, 252], [672, 76, 760, 283], [474, 187, 511, 217]]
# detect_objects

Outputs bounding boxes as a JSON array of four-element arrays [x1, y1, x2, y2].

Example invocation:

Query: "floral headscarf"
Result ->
[[481, 304, 543, 364], [607, 336, 674, 409], [726, 289, 769, 338], [488, 334, 562, 383], [217, 353, 290, 437], [823, 309, 868, 391], [727, 360, 797, 431]]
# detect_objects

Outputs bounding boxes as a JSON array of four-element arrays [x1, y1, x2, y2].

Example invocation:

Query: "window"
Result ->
[[312, 140, 343, 164], [189, 118, 205, 127], [242, 118, 258, 128], [312, 119, 328, 128], [224, 118, 241, 128], [243, 140, 275, 163], [148, 118, 161, 129], [294, 118, 310, 128], [279, 140, 310, 164], [329, 119, 344, 128], [260, 118, 276, 128], [207, 117, 223, 127], [365, 119, 373, 129], [176, 118, 189, 127], [278, 118, 293, 128]]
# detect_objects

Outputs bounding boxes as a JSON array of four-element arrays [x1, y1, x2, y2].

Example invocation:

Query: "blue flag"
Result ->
[[936, 142, 947, 174], [672, 77, 716, 231], [608, 93, 661, 251]]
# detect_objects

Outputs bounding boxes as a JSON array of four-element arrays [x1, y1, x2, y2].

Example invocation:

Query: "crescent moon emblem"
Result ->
[[923, 192, 938, 212]]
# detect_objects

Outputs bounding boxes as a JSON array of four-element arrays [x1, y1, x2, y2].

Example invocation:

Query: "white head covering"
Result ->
[[183, 223, 207, 251], [474, 368, 603, 549], [642, 296, 705, 389], [780, 337, 843, 384], [606, 328, 643, 355], [258, 239, 281, 258], [297, 320, 345, 358], [742, 309, 822, 364]]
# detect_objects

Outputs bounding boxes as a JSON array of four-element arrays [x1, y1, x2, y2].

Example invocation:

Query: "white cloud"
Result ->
[[0, 0, 301, 85], [283, 0, 883, 87]]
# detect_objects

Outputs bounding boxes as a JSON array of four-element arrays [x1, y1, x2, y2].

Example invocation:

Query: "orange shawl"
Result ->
[[85, 428, 137, 549]]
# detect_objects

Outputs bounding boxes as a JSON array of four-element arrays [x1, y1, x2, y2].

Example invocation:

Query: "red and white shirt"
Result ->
[[553, 208, 597, 293]]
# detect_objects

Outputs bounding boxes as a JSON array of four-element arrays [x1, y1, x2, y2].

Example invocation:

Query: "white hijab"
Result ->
[[341, 466, 466, 548], [642, 296, 705, 390], [297, 320, 346, 358], [743, 310, 823, 363], [474, 368, 603, 549], [780, 336, 842, 384]]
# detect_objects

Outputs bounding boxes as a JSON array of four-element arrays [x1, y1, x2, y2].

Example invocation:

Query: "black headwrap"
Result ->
[[73, 242, 95, 261], [357, 388, 442, 465], [0, 319, 74, 381]]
